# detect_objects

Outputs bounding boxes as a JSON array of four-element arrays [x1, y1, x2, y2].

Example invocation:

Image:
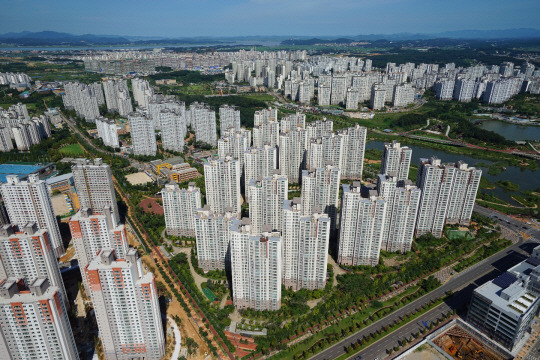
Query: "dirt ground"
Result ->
[[127, 229, 212, 360], [402, 343, 448, 360], [139, 196, 164, 215]]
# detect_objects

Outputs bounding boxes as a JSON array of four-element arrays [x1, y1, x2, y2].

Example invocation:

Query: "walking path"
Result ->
[[168, 316, 182, 360]]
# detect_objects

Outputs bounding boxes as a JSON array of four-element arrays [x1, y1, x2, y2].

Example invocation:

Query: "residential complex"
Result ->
[[95, 116, 119, 148], [85, 249, 165, 360], [380, 140, 412, 183], [187, 102, 217, 147], [1, 174, 64, 257], [219, 105, 241, 136], [162, 182, 202, 237], [279, 127, 307, 184], [243, 145, 277, 196], [247, 173, 288, 233], [63, 82, 100, 122], [301, 165, 341, 230], [159, 108, 186, 153]]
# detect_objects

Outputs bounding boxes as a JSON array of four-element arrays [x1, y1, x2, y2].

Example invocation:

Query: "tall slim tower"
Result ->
[[282, 199, 330, 290], [247, 173, 288, 233], [279, 127, 307, 184], [85, 249, 165, 360], [341, 124, 367, 180], [72, 158, 120, 225], [128, 111, 157, 156], [204, 156, 242, 214], [301, 165, 341, 230], [219, 105, 241, 136], [1, 174, 64, 257], [69, 207, 128, 291], [243, 145, 277, 198], [230, 220, 282, 311], [337, 182, 387, 266], [0, 278, 79, 360], [0, 223, 68, 305], [380, 140, 412, 183], [162, 182, 202, 237]]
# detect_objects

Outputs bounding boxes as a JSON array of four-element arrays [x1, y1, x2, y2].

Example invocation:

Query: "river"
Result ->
[[366, 141, 540, 204], [477, 120, 540, 141]]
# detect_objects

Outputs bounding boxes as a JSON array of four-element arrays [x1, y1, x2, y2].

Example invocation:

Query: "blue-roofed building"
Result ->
[[467, 244, 540, 353], [0, 163, 56, 183]]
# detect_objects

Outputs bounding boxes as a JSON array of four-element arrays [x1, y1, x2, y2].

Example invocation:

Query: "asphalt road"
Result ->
[[311, 206, 540, 360]]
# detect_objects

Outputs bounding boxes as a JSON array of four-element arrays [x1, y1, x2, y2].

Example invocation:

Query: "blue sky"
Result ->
[[2, 0, 539, 37]]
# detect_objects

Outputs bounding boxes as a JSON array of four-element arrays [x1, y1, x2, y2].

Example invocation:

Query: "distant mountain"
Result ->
[[281, 38, 357, 45], [350, 28, 540, 41], [0, 31, 130, 45]]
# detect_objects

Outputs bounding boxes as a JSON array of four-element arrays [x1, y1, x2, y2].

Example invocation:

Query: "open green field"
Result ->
[[59, 143, 85, 156], [446, 230, 474, 241]]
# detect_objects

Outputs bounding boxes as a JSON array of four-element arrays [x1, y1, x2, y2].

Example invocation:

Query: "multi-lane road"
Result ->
[[311, 205, 540, 360]]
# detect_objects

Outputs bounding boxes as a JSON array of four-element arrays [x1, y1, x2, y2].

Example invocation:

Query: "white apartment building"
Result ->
[[454, 78, 476, 102], [254, 108, 278, 126], [0, 224, 67, 305], [148, 98, 185, 130], [1, 174, 64, 257], [377, 175, 421, 253], [306, 118, 333, 141], [279, 127, 307, 183], [338, 183, 387, 266], [131, 78, 154, 108], [392, 83, 415, 107], [445, 161, 482, 226], [435, 79, 455, 100], [318, 85, 331, 106], [219, 105, 241, 136], [159, 109, 186, 153], [243, 145, 277, 196], [301, 165, 341, 230], [128, 111, 157, 156], [370, 86, 386, 110], [0, 278, 79, 360], [230, 220, 282, 311], [204, 156, 242, 214], [346, 88, 359, 110], [187, 102, 217, 147], [162, 182, 202, 237], [95, 116, 119, 148], [280, 112, 306, 133], [85, 249, 165, 360], [69, 207, 128, 291], [218, 128, 252, 170], [282, 199, 330, 290], [253, 120, 280, 148], [380, 140, 412, 183], [0, 127, 14, 152], [103, 79, 131, 114], [116, 89, 133, 117], [341, 124, 367, 180], [415, 157, 456, 238], [72, 158, 120, 225], [330, 76, 347, 105], [63, 82, 100, 122], [247, 174, 288, 233], [194, 207, 238, 272]]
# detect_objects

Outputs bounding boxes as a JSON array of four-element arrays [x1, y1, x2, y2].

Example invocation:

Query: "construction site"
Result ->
[[432, 323, 509, 360]]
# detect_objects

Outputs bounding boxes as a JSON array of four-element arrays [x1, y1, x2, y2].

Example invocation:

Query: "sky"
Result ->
[[2, 0, 539, 37]]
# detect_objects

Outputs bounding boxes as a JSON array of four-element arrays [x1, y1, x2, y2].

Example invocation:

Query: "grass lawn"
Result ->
[[59, 143, 85, 156]]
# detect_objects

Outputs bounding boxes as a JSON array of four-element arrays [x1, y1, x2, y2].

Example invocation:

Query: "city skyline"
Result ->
[[1, 0, 539, 38]]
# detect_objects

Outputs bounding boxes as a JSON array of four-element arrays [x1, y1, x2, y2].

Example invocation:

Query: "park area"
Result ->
[[58, 143, 85, 156], [446, 230, 474, 241]]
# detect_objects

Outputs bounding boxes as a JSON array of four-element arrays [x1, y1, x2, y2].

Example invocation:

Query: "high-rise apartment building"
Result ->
[[62, 82, 100, 122], [131, 78, 154, 108], [445, 161, 482, 226], [380, 140, 412, 183], [279, 127, 307, 183], [435, 79, 455, 100], [187, 102, 217, 147], [377, 175, 421, 253], [370, 86, 386, 110], [230, 220, 282, 311], [253, 108, 278, 126], [194, 207, 238, 272], [1, 174, 64, 257], [218, 128, 252, 169], [69, 207, 128, 290], [247, 174, 288, 233], [162, 182, 202, 237], [72, 158, 120, 225], [0, 223, 67, 305], [306, 118, 333, 141], [219, 105, 241, 136], [330, 76, 347, 105], [337, 182, 387, 266], [85, 249, 165, 360], [318, 85, 331, 106], [159, 109, 186, 153], [415, 157, 455, 238], [280, 112, 306, 133], [341, 124, 367, 180], [0, 278, 79, 360], [253, 120, 279, 148], [346, 88, 359, 110], [204, 156, 242, 214], [128, 111, 157, 156], [392, 83, 415, 107], [243, 145, 277, 195], [301, 165, 340, 230], [454, 78, 476, 102], [95, 116, 119, 148], [282, 199, 330, 290]]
